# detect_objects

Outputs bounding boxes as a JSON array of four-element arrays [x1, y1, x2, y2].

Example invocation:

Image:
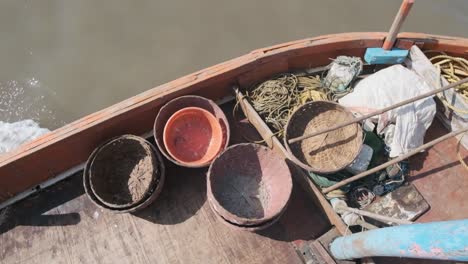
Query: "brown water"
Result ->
[[0, 0, 467, 129]]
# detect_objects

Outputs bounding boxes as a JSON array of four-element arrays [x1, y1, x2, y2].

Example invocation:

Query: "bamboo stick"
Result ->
[[234, 87, 349, 235], [356, 219, 378, 230], [322, 127, 468, 194], [339, 206, 413, 225], [288, 77, 468, 144]]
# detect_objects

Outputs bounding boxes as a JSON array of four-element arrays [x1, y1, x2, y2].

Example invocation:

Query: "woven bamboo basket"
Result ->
[[284, 101, 363, 174], [207, 143, 292, 226], [84, 135, 165, 213]]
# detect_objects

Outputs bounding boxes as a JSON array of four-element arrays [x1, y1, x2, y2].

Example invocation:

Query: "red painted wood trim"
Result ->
[[0, 32, 467, 202]]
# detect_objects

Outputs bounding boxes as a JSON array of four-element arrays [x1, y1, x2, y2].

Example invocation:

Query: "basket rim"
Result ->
[[83, 135, 165, 213], [89, 135, 159, 208], [206, 143, 293, 226], [284, 100, 363, 174], [207, 195, 284, 232]]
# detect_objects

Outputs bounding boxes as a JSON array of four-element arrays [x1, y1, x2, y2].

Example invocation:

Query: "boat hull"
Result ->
[[0, 32, 467, 204]]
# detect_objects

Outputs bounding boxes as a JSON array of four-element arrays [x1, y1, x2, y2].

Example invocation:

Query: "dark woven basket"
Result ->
[[154, 95, 230, 168], [207, 143, 292, 226], [0, 206, 10, 227], [84, 135, 165, 213], [284, 101, 363, 174]]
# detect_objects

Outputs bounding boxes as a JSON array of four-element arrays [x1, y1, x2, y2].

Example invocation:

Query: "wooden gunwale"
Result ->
[[0, 32, 467, 208]]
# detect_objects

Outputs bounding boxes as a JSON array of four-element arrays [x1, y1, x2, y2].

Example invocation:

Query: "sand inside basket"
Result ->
[[216, 175, 271, 219], [90, 138, 157, 206]]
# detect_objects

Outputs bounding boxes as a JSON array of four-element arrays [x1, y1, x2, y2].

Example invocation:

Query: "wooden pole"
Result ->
[[383, 0, 415, 50], [288, 77, 468, 144], [322, 127, 468, 194], [234, 87, 349, 235], [356, 219, 378, 230], [339, 206, 413, 225]]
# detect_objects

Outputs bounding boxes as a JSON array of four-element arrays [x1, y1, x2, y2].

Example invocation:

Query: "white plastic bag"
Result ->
[[339, 65, 436, 157]]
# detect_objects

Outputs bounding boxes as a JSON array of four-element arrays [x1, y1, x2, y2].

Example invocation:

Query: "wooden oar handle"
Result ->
[[383, 0, 415, 50]]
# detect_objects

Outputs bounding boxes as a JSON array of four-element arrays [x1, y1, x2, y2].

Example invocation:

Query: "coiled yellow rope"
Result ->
[[426, 52, 468, 172], [246, 73, 327, 137], [428, 54, 468, 114]]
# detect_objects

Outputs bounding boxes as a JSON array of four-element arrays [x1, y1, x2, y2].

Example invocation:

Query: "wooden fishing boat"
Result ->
[[0, 32, 467, 263]]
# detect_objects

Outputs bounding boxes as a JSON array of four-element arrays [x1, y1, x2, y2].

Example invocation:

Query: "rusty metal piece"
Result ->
[[154, 95, 230, 168], [83, 135, 165, 213], [364, 184, 429, 224], [207, 143, 292, 226]]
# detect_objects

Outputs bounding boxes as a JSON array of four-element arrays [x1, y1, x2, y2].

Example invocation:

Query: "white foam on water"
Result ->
[[0, 77, 54, 154], [0, 78, 56, 123], [0, 120, 50, 154]]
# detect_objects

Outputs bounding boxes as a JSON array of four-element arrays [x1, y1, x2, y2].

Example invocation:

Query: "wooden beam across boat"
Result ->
[[0, 32, 467, 205], [234, 87, 349, 235]]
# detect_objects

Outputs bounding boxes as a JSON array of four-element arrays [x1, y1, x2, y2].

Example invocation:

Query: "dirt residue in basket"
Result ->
[[91, 138, 157, 206], [286, 101, 362, 173], [216, 175, 270, 219], [126, 155, 156, 201]]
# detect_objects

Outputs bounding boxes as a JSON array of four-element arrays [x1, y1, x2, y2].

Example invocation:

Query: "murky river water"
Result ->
[[0, 0, 467, 130]]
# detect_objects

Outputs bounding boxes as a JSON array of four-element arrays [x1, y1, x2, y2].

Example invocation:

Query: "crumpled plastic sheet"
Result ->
[[339, 65, 436, 157]]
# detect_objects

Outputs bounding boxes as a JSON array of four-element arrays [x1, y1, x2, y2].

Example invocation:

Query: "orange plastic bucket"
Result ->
[[154, 95, 230, 168], [163, 107, 223, 166]]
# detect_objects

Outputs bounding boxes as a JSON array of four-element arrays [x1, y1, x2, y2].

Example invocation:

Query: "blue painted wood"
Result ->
[[330, 219, 468, 261], [364, 48, 409, 64]]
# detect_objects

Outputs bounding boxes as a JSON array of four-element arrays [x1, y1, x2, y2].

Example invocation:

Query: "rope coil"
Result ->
[[427, 53, 468, 114], [245, 73, 328, 137]]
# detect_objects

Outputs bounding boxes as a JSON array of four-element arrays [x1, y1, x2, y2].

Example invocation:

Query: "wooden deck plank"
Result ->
[[57, 200, 152, 264], [0, 101, 332, 263], [408, 119, 468, 222], [374, 119, 467, 264], [0, 164, 313, 264], [0, 210, 71, 264]]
